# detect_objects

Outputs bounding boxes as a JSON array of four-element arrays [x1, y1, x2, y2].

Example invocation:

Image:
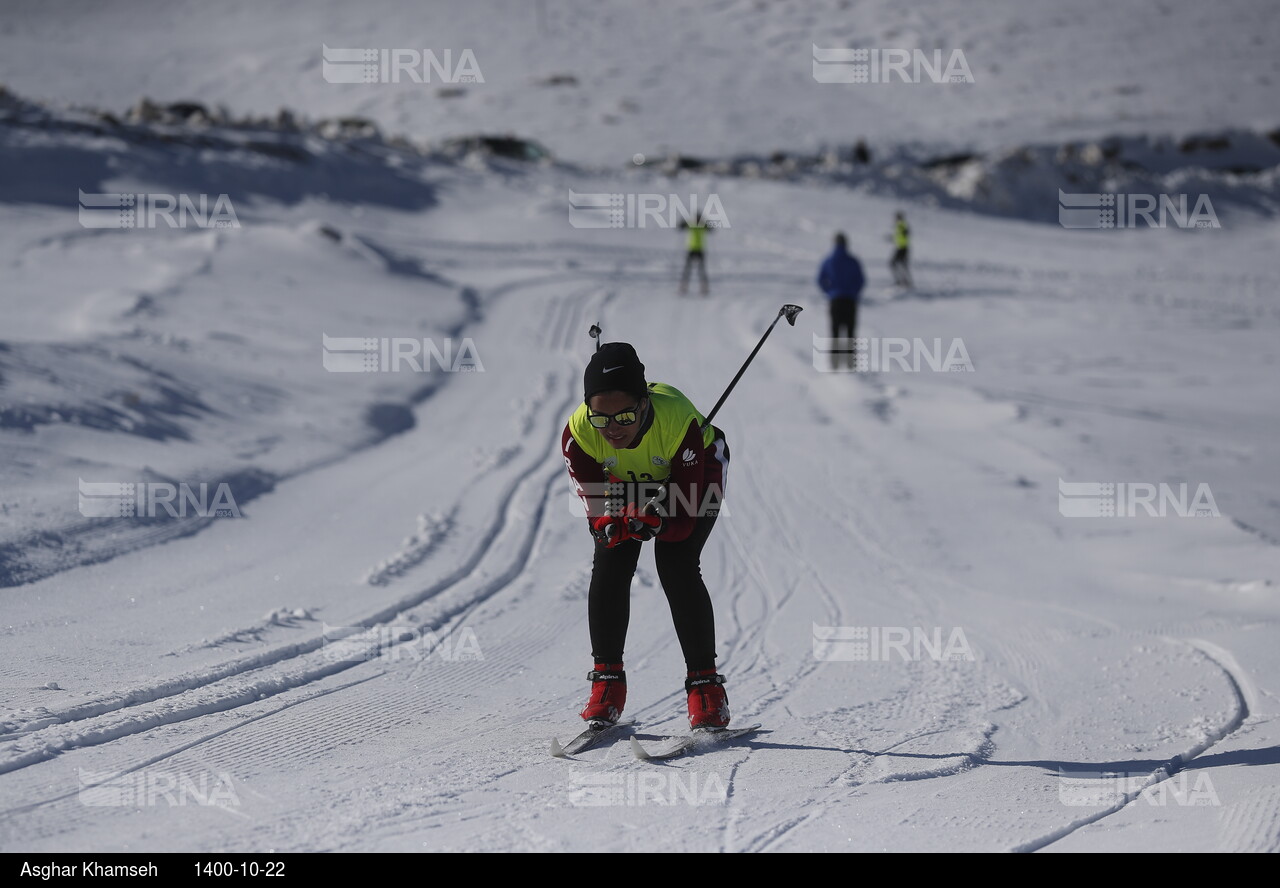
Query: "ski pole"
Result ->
[[699, 303, 802, 433], [588, 323, 602, 352], [633, 303, 802, 524]]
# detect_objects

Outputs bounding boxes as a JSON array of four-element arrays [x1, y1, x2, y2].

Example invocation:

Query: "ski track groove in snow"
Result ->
[[0, 276, 610, 776], [0, 672, 381, 820], [708, 308, 850, 716], [0, 264, 625, 851], [0, 270, 584, 731], [2, 178, 1276, 850], [1218, 785, 1280, 853], [709, 306, 1044, 851], [1011, 639, 1254, 853]]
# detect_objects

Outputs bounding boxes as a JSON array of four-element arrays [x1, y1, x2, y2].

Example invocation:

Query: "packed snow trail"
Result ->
[[2, 144, 1278, 851]]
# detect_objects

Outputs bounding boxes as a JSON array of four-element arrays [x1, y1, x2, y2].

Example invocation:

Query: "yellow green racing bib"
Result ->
[[569, 382, 715, 482]]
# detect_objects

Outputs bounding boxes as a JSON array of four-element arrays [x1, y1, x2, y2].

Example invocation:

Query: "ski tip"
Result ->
[[629, 736, 652, 761]]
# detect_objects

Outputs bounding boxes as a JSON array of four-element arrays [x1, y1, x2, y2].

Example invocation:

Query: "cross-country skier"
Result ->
[[677, 216, 710, 296], [890, 211, 912, 288], [817, 232, 866, 370], [561, 341, 731, 729]]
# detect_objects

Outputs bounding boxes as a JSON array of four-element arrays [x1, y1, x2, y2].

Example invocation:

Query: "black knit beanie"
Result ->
[[584, 342, 647, 403]]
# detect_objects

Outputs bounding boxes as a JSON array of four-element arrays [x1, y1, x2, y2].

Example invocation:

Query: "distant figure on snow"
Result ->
[[890, 211, 912, 288], [816, 232, 865, 370], [678, 215, 710, 296]]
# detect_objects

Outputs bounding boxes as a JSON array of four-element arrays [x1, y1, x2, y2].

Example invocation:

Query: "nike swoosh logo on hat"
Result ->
[[603, 366, 622, 373]]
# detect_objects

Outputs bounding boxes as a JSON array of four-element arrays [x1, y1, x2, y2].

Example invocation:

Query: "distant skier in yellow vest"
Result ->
[[678, 216, 710, 296], [890, 211, 912, 288]]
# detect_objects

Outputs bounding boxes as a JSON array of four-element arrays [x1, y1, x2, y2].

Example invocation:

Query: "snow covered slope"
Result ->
[[1, 0, 1277, 165], [1, 0, 1278, 855]]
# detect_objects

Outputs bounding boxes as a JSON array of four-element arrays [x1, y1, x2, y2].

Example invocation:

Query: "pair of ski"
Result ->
[[551, 718, 761, 761]]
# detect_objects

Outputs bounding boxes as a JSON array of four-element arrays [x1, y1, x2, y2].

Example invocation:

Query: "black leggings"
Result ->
[[830, 296, 857, 340], [680, 250, 708, 292], [829, 298, 858, 369], [587, 514, 718, 671]]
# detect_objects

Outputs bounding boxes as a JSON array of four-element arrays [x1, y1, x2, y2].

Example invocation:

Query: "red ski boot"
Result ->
[[580, 662, 626, 724], [686, 669, 730, 729]]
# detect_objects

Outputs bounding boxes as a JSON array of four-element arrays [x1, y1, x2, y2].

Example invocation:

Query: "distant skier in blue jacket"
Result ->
[[817, 233, 865, 370]]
